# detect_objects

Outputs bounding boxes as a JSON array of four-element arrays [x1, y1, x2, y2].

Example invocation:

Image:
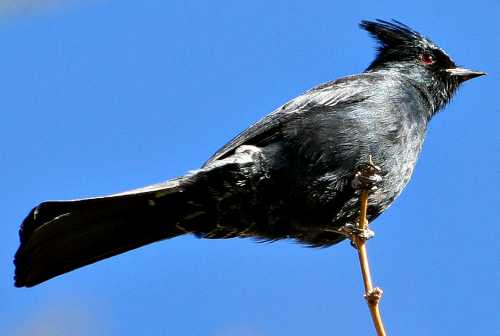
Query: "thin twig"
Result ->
[[353, 157, 387, 336]]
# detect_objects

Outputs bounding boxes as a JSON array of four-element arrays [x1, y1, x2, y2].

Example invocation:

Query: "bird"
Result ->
[[14, 19, 485, 288]]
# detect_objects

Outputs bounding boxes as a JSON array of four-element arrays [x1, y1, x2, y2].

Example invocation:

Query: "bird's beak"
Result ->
[[445, 67, 486, 81]]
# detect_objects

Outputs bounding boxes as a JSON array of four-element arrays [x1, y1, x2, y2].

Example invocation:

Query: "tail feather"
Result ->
[[14, 182, 188, 288]]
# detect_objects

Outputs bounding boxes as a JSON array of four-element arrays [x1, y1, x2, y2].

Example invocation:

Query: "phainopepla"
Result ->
[[14, 20, 484, 287]]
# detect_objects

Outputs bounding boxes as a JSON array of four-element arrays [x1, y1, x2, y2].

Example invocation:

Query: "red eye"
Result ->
[[420, 53, 435, 65]]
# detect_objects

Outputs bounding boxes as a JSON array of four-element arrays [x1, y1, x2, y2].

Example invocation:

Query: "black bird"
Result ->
[[14, 20, 484, 287]]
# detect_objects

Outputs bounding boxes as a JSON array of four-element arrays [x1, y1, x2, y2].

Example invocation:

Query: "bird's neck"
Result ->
[[367, 65, 456, 121]]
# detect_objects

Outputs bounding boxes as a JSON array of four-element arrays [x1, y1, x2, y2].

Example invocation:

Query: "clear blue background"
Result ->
[[1, 1, 498, 335]]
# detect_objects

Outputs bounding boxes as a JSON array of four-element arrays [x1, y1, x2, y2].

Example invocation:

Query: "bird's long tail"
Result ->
[[14, 177, 196, 287], [14, 146, 273, 287]]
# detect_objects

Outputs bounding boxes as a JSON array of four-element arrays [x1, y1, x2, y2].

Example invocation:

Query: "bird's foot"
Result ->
[[335, 223, 375, 246], [351, 159, 382, 191]]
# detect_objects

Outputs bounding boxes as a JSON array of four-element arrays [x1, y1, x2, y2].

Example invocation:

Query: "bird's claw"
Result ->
[[351, 159, 382, 191], [335, 223, 375, 246]]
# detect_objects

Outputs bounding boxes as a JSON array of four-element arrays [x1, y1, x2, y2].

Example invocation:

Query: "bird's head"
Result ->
[[360, 20, 485, 112]]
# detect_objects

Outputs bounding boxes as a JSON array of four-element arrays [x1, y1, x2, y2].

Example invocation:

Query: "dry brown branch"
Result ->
[[350, 156, 387, 335]]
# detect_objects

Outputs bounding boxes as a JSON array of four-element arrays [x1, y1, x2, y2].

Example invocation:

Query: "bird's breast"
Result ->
[[369, 120, 427, 214]]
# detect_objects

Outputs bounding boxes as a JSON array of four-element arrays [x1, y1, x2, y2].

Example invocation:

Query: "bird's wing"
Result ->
[[203, 75, 373, 166]]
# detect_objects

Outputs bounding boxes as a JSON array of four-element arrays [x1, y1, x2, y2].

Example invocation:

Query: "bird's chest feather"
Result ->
[[285, 104, 428, 228], [373, 119, 426, 208]]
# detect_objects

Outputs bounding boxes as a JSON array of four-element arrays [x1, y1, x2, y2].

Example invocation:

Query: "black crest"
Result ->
[[360, 20, 441, 70], [360, 20, 436, 50]]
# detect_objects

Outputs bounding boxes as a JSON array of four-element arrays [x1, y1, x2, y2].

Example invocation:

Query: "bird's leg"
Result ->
[[336, 157, 382, 244], [351, 158, 382, 191]]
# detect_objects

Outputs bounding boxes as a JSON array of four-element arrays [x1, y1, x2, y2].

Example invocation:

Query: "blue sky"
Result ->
[[1, 1, 498, 335]]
